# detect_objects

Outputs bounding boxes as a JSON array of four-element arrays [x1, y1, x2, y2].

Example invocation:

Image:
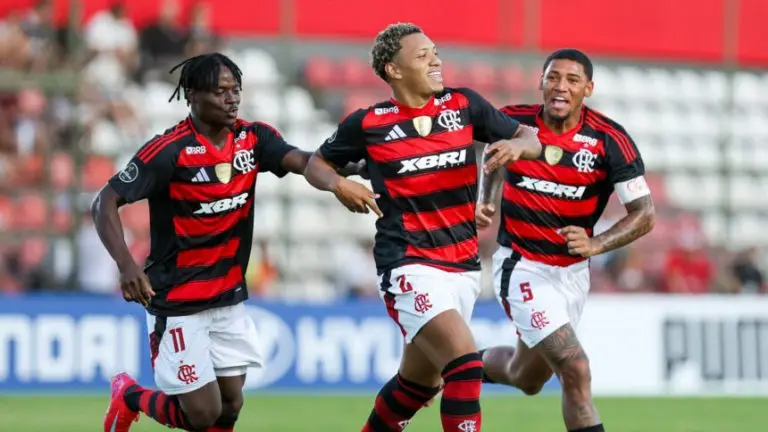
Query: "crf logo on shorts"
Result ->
[[398, 149, 467, 174], [194, 192, 249, 215], [458, 420, 477, 432], [516, 176, 586, 199]]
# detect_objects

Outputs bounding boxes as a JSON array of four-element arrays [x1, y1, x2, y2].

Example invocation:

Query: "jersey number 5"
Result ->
[[520, 282, 534, 302], [169, 328, 186, 353]]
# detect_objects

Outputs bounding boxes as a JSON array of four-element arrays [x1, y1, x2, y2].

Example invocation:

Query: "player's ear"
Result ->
[[385, 62, 401, 81], [537, 74, 544, 91], [585, 80, 594, 98], [185, 89, 195, 104]]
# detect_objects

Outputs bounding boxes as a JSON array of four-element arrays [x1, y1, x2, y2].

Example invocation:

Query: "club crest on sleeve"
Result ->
[[215, 163, 232, 184], [118, 162, 139, 183], [412, 116, 432, 137], [544, 145, 563, 165]]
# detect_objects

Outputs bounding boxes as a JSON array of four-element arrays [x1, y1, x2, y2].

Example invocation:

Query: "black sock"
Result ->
[[478, 349, 496, 384], [123, 384, 193, 429], [569, 424, 605, 432], [362, 373, 440, 431]]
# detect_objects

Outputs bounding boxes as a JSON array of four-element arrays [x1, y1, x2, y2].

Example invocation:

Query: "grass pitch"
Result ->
[[0, 394, 764, 431]]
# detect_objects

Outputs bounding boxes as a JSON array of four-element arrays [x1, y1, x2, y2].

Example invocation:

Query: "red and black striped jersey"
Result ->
[[498, 104, 645, 266], [319, 87, 520, 273], [108, 117, 296, 316]]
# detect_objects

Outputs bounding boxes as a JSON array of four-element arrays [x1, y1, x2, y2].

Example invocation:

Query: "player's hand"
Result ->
[[476, 203, 496, 228], [331, 176, 383, 217], [483, 139, 526, 173], [119, 264, 155, 307], [561, 226, 599, 257]]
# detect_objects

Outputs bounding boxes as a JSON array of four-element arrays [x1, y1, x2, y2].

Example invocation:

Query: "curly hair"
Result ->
[[370, 22, 423, 82]]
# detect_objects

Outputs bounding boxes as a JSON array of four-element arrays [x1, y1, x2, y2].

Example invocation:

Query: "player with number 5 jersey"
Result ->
[[476, 50, 656, 432], [304, 23, 540, 432]]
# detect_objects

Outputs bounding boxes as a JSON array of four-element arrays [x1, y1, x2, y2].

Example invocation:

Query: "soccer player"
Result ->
[[94, 53, 359, 432], [476, 49, 656, 432], [304, 23, 541, 431]]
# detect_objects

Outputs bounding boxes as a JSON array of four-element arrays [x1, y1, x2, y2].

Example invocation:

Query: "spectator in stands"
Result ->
[[20, 0, 55, 70], [184, 2, 219, 57], [731, 247, 767, 294], [662, 229, 714, 294], [83, 1, 139, 89], [334, 239, 377, 299], [246, 240, 279, 297], [0, 12, 33, 69], [139, 0, 186, 79]]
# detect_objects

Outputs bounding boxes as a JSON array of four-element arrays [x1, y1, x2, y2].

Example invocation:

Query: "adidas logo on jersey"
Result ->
[[398, 149, 467, 174], [191, 168, 211, 183], [385, 125, 407, 141], [516, 176, 586, 199]]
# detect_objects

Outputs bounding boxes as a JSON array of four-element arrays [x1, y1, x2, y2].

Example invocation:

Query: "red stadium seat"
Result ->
[[304, 56, 338, 89], [465, 62, 497, 92], [120, 200, 150, 237], [50, 152, 74, 191], [498, 64, 527, 92], [14, 192, 47, 230], [16, 154, 43, 187], [342, 92, 386, 119], [0, 195, 13, 230], [82, 155, 115, 192], [339, 57, 371, 88], [441, 63, 468, 88]]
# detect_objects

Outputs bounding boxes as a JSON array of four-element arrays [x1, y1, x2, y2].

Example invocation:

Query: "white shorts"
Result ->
[[378, 264, 481, 344], [146, 303, 263, 395], [493, 247, 590, 348]]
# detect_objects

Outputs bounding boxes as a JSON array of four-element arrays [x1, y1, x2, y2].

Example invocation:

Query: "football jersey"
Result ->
[[109, 117, 296, 315], [319, 87, 520, 273], [497, 104, 645, 266]]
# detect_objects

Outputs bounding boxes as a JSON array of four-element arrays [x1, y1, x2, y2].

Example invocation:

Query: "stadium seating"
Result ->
[[22, 47, 764, 289]]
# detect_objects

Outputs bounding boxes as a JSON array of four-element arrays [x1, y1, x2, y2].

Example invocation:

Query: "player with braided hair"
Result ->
[[97, 53, 360, 432]]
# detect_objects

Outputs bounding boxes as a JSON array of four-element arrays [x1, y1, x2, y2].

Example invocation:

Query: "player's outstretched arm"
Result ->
[[90, 185, 155, 305], [305, 152, 383, 217], [482, 125, 542, 173]]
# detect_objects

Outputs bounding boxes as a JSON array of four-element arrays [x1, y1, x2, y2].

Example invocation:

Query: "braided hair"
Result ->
[[168, 53, 243, 103]]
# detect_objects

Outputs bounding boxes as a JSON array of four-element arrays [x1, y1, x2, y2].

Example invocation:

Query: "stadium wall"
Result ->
[[1, 295, 767, 396], [2, 0, 767, 65]]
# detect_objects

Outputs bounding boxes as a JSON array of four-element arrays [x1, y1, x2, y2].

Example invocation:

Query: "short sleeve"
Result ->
[[604, 125, 645, 184], [108, 138, 177, 203], [253, 123, 297, 178], [318, 109, 367, 167], [456, 87, 519, 143]]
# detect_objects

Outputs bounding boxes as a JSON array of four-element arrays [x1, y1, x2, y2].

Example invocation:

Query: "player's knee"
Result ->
[[220, 392, 244, 416], [186, 405, 222, 429], [519, 380, 545, 396], [559, 355, 592, 392]]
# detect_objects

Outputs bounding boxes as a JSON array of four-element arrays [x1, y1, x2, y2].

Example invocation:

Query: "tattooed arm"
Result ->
[[592, 195, 655, 253], [562, 195, 655, 257]]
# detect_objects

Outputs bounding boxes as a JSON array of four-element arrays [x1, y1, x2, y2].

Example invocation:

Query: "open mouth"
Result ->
[[226, 106, 239, 117], [427, 70, 443, 84], [550, 96, 569, 110]]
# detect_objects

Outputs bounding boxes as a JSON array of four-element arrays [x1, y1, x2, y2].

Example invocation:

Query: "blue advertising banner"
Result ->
[[0, 295, 558, 393]]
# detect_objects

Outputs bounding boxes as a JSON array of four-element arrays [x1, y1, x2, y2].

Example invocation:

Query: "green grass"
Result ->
[[0, 394, 764, 431]]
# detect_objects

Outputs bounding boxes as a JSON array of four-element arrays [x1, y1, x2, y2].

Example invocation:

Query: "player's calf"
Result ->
[[538, 324, 603, 432], [413, 310, 483, 432], [479, 343, 553, 396], [362, 373, 441, 431]]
